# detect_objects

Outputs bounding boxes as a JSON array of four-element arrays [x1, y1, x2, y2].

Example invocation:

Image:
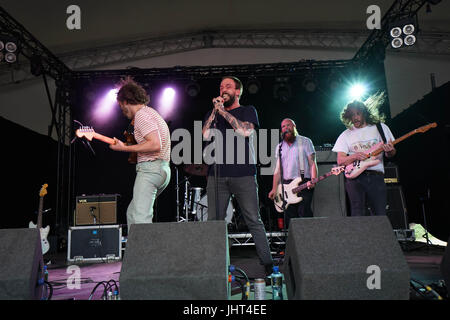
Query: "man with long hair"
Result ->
[[332, 92, 396, 216], [268, 118, 317, 229], [110, 77, 171, 229]]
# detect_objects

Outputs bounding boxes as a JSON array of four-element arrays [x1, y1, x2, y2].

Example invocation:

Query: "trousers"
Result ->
[[206, 175, 273, 268], [127, 160, 171, 229]]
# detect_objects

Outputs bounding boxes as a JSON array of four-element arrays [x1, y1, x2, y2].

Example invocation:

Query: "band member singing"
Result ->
[[332, 92, 396, 216], [268, 118, 317, 229], [110, 77, 171, 229], [202, 76, 274, 277]]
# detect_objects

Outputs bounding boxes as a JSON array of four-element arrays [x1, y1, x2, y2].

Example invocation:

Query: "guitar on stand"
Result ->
[[29, 184, 50, 254], [273, 166, 345, 213], [344, 122, 437, 179]]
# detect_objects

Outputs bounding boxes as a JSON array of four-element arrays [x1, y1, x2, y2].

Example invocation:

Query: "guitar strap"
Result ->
[[376, 123, 387, 143], [296, 136, 305, 177]]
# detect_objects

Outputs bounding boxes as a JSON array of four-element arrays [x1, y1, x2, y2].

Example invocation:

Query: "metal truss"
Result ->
[[353, 0, 431, 63], [229, 232, 287, 247]]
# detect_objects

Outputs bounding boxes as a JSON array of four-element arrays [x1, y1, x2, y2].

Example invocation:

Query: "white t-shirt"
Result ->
[[332, 123, 394, 173]]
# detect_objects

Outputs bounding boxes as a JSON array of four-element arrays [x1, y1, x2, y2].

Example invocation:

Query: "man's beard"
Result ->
[[223, 93, 235, 107]]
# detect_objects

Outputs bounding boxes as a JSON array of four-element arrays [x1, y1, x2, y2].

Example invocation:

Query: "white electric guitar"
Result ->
[[273, 166, 345, 213], [29, 184, 50, 254], [344, 122, 437, 179]]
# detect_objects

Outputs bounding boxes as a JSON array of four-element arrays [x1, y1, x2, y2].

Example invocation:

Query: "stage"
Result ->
[[41, 235, 447, 301]]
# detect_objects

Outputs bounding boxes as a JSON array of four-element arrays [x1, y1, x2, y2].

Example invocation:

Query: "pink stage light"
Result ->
[[93, 88, 118, 122], [158, 87, 176, 118]]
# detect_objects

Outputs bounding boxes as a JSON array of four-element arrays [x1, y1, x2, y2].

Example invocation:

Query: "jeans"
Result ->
[[344, 171, 387, 216], [206, 175, 273, 267], [127, 160, 171, 228]]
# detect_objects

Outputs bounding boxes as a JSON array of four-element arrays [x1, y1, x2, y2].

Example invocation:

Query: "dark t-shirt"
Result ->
[[204, 105, 259, 177]]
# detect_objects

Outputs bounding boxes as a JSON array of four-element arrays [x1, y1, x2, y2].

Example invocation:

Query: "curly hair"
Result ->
[[340, 91, 386, 128], [116, 76, 149, 105]]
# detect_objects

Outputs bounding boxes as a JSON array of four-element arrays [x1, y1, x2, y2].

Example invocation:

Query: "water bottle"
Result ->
[[43, 265, 49, 282], [270, 266, 283, 300]]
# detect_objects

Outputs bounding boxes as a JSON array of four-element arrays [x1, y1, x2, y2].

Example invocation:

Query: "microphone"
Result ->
[[281, 131, 288, 139]]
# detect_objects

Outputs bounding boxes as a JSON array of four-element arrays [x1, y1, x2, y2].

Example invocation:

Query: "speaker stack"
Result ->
[[119, 221, 230, 300], [0, 228, 44, 300], [283, 216, 410, 300], [312, 147, 347, 217]]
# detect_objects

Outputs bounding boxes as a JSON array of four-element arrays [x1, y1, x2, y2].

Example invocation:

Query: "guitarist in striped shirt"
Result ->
[[332, 92, 396, 217], [110, 77, 171, 229]]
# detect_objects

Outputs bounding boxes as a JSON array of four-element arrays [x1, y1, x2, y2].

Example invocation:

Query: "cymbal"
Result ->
[[184, 164, 208, 176]]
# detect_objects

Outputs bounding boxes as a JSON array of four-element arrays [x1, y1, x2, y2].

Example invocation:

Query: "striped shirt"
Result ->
[[134, 106, 171, 162]]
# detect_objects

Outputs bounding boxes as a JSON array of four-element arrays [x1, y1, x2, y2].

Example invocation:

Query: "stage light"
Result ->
[[159, 87, 177, 118], [246, 77, 261, 95], [303, 78, 317, 92], [388, 16, 417, 49], [349, 84, 366, 100], [0, 36, 19, 64], [93, 88, 118, 121], [185, 81, 200, 97], [4, 52, 17, 63], [390, 27, 402, 38], [391, 37, 403, 49], [403, 24, 415, 35], [404, 34, 416, 46], [5, 42, 17, 52], [273, 78, 291, 103]]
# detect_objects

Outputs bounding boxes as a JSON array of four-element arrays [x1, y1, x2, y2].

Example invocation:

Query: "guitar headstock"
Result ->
[[39, 184, 48, 197], [331, 166, 345, 175], [415, 122, 437, 133], [75, 126, 96, 141]]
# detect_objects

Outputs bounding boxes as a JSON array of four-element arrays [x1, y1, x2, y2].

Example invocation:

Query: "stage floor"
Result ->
[[42, 240, 447, 301]]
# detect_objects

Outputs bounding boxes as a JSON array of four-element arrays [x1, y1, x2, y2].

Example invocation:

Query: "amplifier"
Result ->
[[67, 225, 122, 263], [384, 163, 399, 184], [314, 146, 337, 163], [75, 194, 118, 225]]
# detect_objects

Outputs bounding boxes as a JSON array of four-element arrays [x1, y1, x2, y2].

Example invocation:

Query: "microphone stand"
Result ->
[[278, 140, 287, 232], [212, 109, 220, 222]]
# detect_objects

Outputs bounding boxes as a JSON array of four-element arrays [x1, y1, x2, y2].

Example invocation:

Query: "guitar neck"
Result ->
[[292, 171, 333, 193], [370, 129, 419, 157], [37, 197, 44, 229], [94, 133, 116, 145]]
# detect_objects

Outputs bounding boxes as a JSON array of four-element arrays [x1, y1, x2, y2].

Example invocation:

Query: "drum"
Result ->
[[190, 187, 203, 215], [197, 195, 234, 224]]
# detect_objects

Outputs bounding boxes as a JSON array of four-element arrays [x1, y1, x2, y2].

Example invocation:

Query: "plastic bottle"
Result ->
[[270, 266, 283, 300], [43, 265, 49, 282]]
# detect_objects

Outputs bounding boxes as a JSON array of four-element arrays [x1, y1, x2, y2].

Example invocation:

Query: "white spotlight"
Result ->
[[349, 84, 366, 100]]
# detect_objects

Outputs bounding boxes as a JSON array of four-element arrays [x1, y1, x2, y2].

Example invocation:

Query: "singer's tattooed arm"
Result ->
[[202, 109, 218, 139], [218, 108, 255, 137]]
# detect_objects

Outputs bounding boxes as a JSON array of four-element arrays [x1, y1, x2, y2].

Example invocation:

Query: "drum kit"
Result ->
[[175, 164, 234, 224]]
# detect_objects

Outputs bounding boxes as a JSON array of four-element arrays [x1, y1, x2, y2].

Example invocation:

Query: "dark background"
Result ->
[[2, 60, 449, 243]]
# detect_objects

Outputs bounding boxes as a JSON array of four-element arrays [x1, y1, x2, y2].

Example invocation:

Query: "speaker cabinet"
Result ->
[[386, 185, 408, 229], [283, 216, 410, 300], [75, 194, 117, 225], [0, 228, 44, 300], [312, 164, 347, 217], [119, 221, 230, 300]]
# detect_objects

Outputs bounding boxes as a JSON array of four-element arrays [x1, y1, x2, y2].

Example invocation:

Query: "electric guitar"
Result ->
[[29, 184, 50, 254], [273, 166, 345, 213], [76, 126, 137, 162], [344, 122, 437, 179]]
